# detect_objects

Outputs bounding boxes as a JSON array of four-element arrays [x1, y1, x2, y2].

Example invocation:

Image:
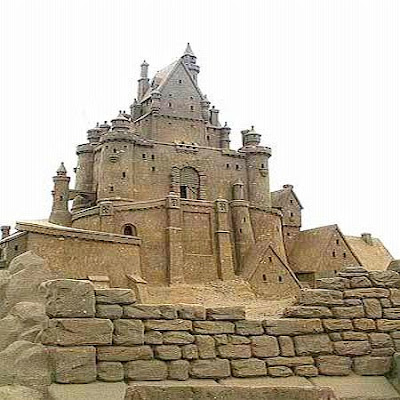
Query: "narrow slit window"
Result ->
[[278, 276, 283, 283], [151, 154, 155, 160], [142, 154, 146, 159], [262, 274, 267, 282], [332, 251, 336, 257], [122, 172, 126, 178]]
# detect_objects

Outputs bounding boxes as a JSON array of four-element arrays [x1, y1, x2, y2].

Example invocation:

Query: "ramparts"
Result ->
[[40, 266, 400, 384]]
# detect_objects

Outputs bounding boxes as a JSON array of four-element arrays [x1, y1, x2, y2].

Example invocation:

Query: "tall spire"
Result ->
[[183, 43, 195, 57]]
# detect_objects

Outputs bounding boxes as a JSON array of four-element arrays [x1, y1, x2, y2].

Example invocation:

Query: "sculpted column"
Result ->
[[166, 192, 184, 284], [215, 199, 235, 280]]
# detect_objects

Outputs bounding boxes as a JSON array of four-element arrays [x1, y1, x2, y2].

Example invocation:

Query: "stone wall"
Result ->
[[40, 266, 400, 384]]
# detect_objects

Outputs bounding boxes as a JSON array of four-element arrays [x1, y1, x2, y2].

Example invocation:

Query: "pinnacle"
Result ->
[[56, 162, 67, 175], [183, 42, 195, 57]]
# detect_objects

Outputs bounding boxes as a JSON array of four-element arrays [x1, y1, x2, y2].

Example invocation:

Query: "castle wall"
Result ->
[[41, 267, 399, 385]]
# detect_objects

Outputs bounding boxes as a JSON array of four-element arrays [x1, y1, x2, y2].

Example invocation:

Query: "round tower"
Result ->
[[220, 122, 231, 150], [49, 163, 71, 226], [242, 126, 272, 208], [97, 112, 136, 202]]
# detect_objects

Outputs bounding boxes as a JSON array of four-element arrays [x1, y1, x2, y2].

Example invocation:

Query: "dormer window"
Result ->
[[178, 79, 182, 84], [190, 105, 194, 111]]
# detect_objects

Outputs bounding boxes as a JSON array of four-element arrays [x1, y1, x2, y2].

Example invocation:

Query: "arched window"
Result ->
[[123, 224, 137, 236], [180, 167, 200, 200]]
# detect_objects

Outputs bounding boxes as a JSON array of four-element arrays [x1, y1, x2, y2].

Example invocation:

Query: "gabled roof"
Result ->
[[140, 58, 203, 104], [241, 242, 300, 287], [345, 235, 393, 271], [288, 224, 360, 272], [271, 185, 303, 210]]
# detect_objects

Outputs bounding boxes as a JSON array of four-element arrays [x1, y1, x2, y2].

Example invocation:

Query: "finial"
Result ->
[[56, 162, 67, 176], [183, 42, 195, 57], [141, 60, 149, 66], [96, 122, 99, 127], [251, 125, 254, 130]]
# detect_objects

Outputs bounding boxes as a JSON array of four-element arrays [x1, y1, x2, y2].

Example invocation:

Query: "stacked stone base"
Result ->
[[40, 266, 400, 384]]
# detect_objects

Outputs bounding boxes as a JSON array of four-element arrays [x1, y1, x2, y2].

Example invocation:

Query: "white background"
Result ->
[[0, 0, 399, 258]]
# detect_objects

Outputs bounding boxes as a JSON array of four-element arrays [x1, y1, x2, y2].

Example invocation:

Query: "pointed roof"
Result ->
[[345, 235, 393, 271], [56, 162, 67, 175], [140, 58, 203, 104], [288, 224, 360, 272], [183, 43, 195, 57], [271, 185, 303, 209]]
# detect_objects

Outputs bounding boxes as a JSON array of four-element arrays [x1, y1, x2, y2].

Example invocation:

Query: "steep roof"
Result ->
[[345, 235, 393, 271], [288, 225, 360, 272], [271, 185, 303, 209]]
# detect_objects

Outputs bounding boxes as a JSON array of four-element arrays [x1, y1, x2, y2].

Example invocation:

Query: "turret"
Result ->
[[209, 106, 220, 126], [200, 95, 210, 121], [150, 89, 162, 114], [1, 226, 11, 240], [182, 43, 200, 83], [137, 60, 150, 101], [97, 113, 136, 201], [130, 99, 142, 121], [49, 163, 72, 226], [231, 181, 255, 273], [241, 126, 272, 208], [220, 122, 231, 150], [87, 123, 102, 144]]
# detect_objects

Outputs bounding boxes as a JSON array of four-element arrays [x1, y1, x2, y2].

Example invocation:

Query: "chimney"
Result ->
[[361, 233, 373, 246], [1, 226, 11, 240]]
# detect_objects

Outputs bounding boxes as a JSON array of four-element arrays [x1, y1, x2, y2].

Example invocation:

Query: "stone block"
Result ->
[[353, 318, 376, 331], [217, 344, 251, 359], [168, 360, 190, 380], [338, 266, 368, 278], [391, 331, 400, 339], [363, 298, 382, 319], [341, 331, 368, 341], [190, 359, 231, 378], [42, 318, 113, 346], [343, 288, 390, 298], [235, 320, 264, 335], [350, 276, 372, 288], [113, 319, 144, 345], [266, 356, 314, 367], [264, 318, 323, 336], [43, 279, 95, 318], [368, 333, 393, 348], [214, 334, 228, 345], [278, 336, 295, 356], [145, 319, 192, 331], [284, 306, 332, 319], [96, 304, 123, 320], [316, 277, 349, 290], [47, 382, 127, 400], [163, 331, 194, 345], [353, 356, 392, 375], [390, 289, 400, 306], [97, 346, 153, 361], [268, 366, 293, 377], [176, 304, 206, 320], [316, 355, 352, 376], [294, 365, 319, 377], [322, 319, 353, 331], [329, 332, 342, 341], [332, 305, 365, 319], [369, 271, 400, 288], [251, 335, 280, 358], [155, 345, 181, 360], [371, 348, 395, 357], [206, 306, 246, 320], [144, 331, 163, 345], [195, 335, 216, 359], [333, 340, 371, 356], [383, 308, 400, 319], [229, 335, 250, 344], [231, 359, 267, 377], [97, 361, 124, 382], [377, 319, 400, 332], [125, 360, 168, 381], [52, 346, 96, 383], [294, 334, 333, 356], [181, 344, 199, 360], [193, 321, 235, 334], [394, 340, 400, 352], [298, 289, 343, 306], [343, 299, 363, 306], [123, 304, 177, 319], [95, 288, 136, 304], [381, 298, 393, 308]]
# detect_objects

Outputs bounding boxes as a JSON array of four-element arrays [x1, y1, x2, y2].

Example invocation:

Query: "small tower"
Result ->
[[182, 43, 200, 83], [137, 60, 150, 101], [220, 122, 231, 150], [49, 163, 72, 226], [1, 225, 11, 240], [241, 126, 272, 208]]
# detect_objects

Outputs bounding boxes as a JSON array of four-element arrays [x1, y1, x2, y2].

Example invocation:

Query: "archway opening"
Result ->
[[123, 224, 137, 236]]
